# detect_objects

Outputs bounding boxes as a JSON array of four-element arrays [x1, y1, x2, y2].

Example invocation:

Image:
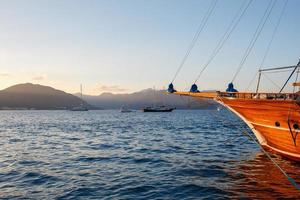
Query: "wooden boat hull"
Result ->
[[218, 97, 300, 161], [173, 91, 300, 160]]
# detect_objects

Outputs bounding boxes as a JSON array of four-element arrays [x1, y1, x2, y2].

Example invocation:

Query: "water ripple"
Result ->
[[0, 110, 299, 199]]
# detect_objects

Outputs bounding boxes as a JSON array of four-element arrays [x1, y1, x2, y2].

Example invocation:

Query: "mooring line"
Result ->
[[214, 101, 300, 191], [241, 130, 300, 191]]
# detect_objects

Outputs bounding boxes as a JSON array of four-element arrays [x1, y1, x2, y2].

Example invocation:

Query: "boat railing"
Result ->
[[218, 92, 298, 100]]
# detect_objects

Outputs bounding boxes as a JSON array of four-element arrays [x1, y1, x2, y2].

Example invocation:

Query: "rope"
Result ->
[[258, 0, 289, 71], [245, 0, 288, 92], [242, 129, 300, 191], [245, 71, 258, 91], [231, 0, 277, 83], [262, 73, 282, 89], [216, 98, 300, 191], [212, 109, 253, 150], [279, 65, 298, 93], [286, 66, 299, 146], [193, 0, 253, 84], [171, 0, 218, 83]]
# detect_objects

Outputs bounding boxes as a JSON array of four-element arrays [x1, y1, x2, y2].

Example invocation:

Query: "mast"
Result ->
[[80, 84, 83, 100], [80, 84, 84, 106], [255, 71, 262, 94], [153, 86, 156, 107]]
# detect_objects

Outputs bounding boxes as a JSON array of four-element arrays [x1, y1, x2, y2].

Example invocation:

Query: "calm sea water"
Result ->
[[0, 109, 299, 199]]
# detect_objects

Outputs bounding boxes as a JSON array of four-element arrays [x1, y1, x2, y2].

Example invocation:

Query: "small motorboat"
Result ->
[[120, 106, 132, 113], [143, 105, 175, 112], [70, 105, 88, 111]]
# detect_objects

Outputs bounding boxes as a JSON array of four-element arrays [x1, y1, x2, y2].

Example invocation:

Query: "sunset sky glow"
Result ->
[[0, 0, 299, 95]]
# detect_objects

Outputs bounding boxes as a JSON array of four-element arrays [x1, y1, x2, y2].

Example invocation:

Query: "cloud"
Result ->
[[32, 75, 47, 81], [94, 84, 127, 93], [0, 73, 11, 77]]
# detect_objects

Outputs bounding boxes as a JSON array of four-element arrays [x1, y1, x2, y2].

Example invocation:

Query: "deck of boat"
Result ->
[[175, 91, 298, 100]]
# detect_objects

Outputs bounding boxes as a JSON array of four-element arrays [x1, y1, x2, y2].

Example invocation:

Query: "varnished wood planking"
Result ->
[[221, 97, 300, 160], [220, 98, 300, 129], [254, 124, 299, 154], [172, 91, 300, 160]]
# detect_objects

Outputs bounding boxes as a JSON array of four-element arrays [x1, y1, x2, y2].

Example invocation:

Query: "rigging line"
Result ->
[[171, 0, 218, 83], [242, 130, 300, 191], [246, 69, 293, 92], [212, 110, 252, 146], [250, 68, 292, 93], [263, 69, 293, 74], [294, 67, 300, 92], [279, 65, 298, 93], [231, 0, 277, 83], [245, 71, 258, 91], [262, 73, 282, 89], [258, 0, 289, 71], [193, 0, 253, 84], [244, 0, 288, 92], [287, 68, 299, 146], [216, 98, 300, 191]]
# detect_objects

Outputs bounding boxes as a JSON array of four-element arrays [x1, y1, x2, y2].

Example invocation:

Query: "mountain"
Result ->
[[0, 83, 91, 110], [0, 83, 216, 110], [79, 88, 217, 109]]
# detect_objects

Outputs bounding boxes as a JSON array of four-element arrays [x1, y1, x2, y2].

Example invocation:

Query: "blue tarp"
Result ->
[[226, 82, 238, 92], [167, 83, 177, 93], [190, 84, 200, 93]]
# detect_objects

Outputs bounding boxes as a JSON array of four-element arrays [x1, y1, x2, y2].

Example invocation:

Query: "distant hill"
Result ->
[[0, 83, 91, 110], [78, 88, 217, 109], [0, 83, 217, 110]]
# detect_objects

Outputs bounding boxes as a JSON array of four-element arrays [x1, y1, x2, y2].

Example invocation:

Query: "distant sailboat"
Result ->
[[70, 84, 88, 111], [120, 106, 132, 113]]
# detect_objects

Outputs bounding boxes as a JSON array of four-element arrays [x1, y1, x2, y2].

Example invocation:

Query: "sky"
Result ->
[[0, 0, 299, 95]]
